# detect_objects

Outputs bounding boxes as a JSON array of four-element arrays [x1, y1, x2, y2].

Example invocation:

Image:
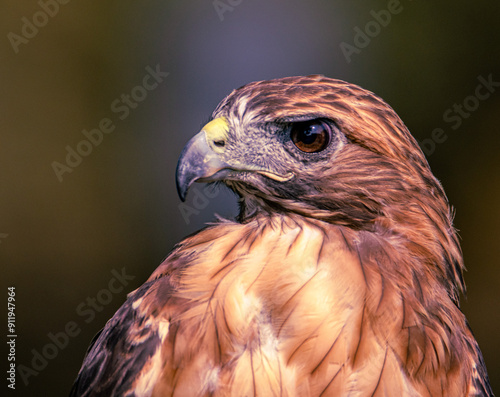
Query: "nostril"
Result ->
[[214, 140, 225, 147]]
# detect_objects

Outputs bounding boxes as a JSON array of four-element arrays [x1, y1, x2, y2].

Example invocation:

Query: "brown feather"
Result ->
[[70, 76, 493, 397]]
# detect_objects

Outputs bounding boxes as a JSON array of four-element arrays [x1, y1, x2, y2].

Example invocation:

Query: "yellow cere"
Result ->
[[202, 117, 229, 145]]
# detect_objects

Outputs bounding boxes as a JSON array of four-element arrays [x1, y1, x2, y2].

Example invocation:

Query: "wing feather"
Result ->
[[70, 282, 163, 397]]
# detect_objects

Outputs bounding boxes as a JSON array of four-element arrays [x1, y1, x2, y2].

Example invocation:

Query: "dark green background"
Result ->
[[2, 1, 499, 395]]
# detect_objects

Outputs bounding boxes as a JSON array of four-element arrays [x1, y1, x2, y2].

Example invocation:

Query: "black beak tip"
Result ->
[[176, 183, 188, 202], [177, 188, 186, 202], [175, 164, 189, 202]]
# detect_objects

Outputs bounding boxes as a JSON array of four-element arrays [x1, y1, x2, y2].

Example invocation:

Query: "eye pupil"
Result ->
[[290, 120, 330, 153]]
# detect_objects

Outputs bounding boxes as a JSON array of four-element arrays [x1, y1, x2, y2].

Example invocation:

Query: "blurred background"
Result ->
[[1, 1, 499, 395]]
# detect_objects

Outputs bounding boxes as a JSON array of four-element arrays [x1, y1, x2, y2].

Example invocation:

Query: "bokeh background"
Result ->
[[2, 1, 499, 395]]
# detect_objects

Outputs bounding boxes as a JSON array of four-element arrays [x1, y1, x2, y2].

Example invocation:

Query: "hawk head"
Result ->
[[176, 75, 463, 298]]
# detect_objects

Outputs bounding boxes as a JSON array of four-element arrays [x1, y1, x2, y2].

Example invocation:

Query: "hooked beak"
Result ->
[[176, 132, 231, 201], [176, 118, 231, 201], [176, 117, 294, 201]]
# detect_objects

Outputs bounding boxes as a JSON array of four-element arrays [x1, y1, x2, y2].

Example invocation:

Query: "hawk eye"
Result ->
[[290, 120, 331, 153]]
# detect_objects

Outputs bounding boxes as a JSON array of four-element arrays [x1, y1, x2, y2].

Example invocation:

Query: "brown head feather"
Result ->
[[213, 75, 464, 302]]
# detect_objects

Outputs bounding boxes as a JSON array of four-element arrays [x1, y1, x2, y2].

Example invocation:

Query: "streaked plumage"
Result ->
[[70, 75, 493, 396]]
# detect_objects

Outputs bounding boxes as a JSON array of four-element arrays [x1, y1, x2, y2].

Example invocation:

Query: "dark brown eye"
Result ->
[[290, 120, 330, 153]]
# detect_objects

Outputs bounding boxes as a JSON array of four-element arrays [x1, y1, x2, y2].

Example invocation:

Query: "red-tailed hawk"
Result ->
[[70, 75, 493, 396]]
